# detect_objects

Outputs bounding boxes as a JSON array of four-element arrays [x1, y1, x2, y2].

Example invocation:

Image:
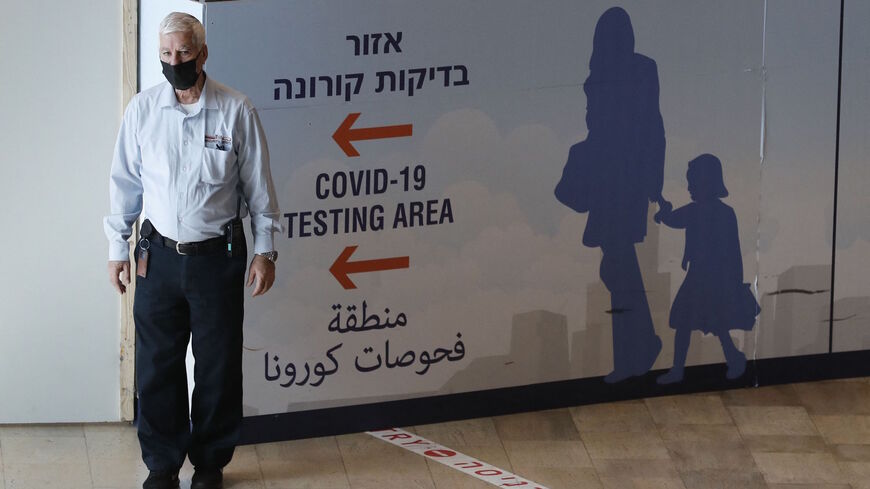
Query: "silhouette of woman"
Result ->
[[555, 7, 665, 383], [654, 154, 760, 384]]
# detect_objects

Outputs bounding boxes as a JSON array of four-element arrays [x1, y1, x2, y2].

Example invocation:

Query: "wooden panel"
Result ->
[[120, 0, 138, 422]]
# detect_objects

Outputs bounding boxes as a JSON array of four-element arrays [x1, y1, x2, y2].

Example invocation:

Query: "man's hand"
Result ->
[[108, 260, 131, 294], [247, 255, 276, 297]]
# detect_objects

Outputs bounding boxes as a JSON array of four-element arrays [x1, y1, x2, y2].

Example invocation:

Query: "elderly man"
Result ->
[[104, 12, 280, 489]]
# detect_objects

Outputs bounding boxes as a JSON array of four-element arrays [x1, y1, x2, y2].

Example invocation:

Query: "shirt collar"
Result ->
[[157, 73, 218, 110], [202, 76, 219, 110], [157, 81, 178, 109]]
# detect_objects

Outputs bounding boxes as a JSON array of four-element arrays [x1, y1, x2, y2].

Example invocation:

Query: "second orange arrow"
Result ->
[[329, 245, 410, 289]]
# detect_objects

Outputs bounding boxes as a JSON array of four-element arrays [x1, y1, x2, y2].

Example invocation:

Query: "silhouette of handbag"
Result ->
[[555, 142, 593, 213]]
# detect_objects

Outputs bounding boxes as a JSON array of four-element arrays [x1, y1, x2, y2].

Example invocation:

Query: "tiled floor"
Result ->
[[3, 377, 870, 488]]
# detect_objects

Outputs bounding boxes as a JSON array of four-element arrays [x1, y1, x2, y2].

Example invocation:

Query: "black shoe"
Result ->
[[191, 468, 223, 489], [143, 471, 180, 489]]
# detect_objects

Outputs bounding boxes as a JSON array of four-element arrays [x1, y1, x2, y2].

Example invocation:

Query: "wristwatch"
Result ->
[[257, 251, 278, 263]]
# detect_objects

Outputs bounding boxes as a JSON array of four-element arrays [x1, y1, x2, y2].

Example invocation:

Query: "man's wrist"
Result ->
[[256, 251, 278, 264], [109, 241, 131, 261]]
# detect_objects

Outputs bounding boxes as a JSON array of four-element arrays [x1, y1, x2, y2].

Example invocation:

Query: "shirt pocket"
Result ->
[[200, 147, 235, 185]]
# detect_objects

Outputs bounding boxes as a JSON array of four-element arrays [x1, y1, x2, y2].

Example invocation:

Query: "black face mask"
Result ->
[[161, 57, 200, 90]]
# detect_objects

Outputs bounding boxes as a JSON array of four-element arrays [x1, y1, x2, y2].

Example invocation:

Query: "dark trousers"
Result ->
[[133, 236, 247, 472]]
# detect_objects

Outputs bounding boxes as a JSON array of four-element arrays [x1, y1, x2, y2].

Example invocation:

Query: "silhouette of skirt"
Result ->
[[669, 276, 760, 334]]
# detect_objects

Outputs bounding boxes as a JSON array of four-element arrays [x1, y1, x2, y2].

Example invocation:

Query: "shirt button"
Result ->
[[183, 140, 189, 146]]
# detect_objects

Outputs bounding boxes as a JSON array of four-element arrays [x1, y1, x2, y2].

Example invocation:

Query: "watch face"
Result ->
[[261, 251, 278, 263]]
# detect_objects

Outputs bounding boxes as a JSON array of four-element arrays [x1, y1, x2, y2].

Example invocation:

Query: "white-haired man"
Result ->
[[104, 12, 281, 489]]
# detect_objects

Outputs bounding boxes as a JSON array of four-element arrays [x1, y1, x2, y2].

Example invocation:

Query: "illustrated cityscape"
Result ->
[[442, 209, 870, 392], [256, 209, 870, 416]]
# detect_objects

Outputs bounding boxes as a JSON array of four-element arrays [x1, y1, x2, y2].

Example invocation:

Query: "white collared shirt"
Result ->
[[104, 76, 281, 261]]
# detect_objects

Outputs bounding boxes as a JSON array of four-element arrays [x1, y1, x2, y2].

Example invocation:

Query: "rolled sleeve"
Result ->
[[237, 102, 282, 254], [103, 101, 143, 261]]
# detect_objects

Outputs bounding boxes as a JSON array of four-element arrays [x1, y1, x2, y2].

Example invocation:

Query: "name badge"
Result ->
[[205, 134, 232, 151]]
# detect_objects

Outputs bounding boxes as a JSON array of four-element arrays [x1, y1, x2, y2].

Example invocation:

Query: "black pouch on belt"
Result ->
[[140, 219, 154, 238], [137, 220, 154, 278], [222, 218, 244, 257]]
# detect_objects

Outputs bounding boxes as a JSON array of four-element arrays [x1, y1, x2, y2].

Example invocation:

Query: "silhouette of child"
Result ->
[[654, 154, 759, 384]]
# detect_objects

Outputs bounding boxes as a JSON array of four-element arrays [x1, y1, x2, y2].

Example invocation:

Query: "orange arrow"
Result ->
[[332, 112, 413, 157], [330, 245, 410, 289]]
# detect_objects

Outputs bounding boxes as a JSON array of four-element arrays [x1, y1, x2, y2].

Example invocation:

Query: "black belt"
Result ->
[[143, 223, 227, 257]]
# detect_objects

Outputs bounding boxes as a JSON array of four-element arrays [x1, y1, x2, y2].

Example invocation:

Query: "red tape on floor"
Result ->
[[367, 428, 550, 488]]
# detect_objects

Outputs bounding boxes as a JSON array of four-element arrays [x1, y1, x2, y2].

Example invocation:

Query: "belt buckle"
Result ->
[[175, 241, 189, 256]]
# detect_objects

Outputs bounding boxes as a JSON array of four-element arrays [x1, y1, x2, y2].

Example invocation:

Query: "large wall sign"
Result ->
[[186, 0, 857, 425], [834, 0, 870, 353]]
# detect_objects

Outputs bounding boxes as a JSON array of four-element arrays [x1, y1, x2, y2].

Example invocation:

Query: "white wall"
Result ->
[[0, 1, 123, 422]]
